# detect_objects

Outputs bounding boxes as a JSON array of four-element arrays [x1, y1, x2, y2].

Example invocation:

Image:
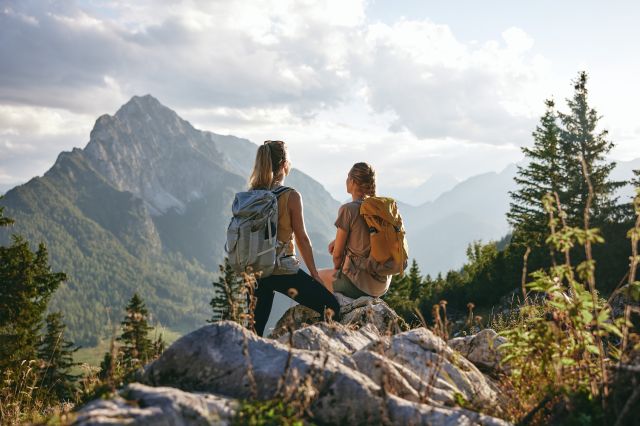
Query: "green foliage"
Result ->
[[508, 99, 565, 245], [0, 198, 14, 227], [419, 240, 513, 316], [0, 173, 216, 346], [233, 399, 311, 426], [413, 218, 635, 329], [631, 169, 640, 190], [210, 258, 246, 323], [97, 293, 166, 390], [0, 199, 76, 424], [0, 197, 67, 375], [498, 190, 629, 417], [499, 268, 622, 398], [116, 293, 157, 379], [37, 312, 80, 403], [557, 71, 625, 226], [384, 259, 423, 324]]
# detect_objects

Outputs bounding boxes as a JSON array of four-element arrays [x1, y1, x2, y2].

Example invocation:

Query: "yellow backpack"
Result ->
[[359, 196, 409, 275]]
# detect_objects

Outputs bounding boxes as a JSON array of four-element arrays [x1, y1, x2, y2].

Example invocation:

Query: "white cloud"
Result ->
[[352, 20, 550, 144], [0, 105, 91, 136], [0, 104, 91, 184], [0, 0, 583, 197]]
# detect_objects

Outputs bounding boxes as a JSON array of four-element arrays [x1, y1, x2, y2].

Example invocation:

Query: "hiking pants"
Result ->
[[254, 270, 341, 336]]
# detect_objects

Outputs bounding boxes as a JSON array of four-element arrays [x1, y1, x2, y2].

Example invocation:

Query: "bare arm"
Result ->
[[288, 191, 320, 281], [332, 228, 348, 270]]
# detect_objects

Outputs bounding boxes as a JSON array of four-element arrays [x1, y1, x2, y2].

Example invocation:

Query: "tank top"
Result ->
[[275, 187, 295, 256]]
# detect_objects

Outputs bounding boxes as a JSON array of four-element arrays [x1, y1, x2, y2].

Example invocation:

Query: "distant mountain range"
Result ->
[[1, 95, 638, 342], [381, 173, 460, 206], [399, 165, 517, 276], [398, 158, 639, 276]]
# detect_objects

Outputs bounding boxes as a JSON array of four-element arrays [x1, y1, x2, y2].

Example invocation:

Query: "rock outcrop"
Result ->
[[271, 294, 408, 338], [609, 285, 640, 319], [74, 383, 237, 425], [74, 296, 515, 426], [448, 329, 508, 373], [75, 320, 510, 425]]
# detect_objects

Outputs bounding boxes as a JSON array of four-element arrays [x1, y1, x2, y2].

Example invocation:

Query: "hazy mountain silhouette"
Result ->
[[384, 173, 459, 206]]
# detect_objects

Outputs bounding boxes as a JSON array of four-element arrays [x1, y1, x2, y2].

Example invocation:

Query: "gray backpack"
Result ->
[[225, 186, 292, 278]]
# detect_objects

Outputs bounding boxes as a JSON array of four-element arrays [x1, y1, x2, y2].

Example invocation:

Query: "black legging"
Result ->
[[254, 270, 341, 336]]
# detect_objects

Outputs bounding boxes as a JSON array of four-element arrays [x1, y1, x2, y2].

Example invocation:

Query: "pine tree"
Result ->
[[37, 312, 80, 402], [0, 198, 13, 227], [557, 71, 625, 226], [117, 293, 153, 376], [152, 332, 166, 358], [98, 350, 115, 381], [384, 259, 422, 323], [0, 196, 66, 373], [407, 259, 423, 301], [209, 258, 245, 323], [508, 99, 565, 245], [631, 170, 640, 188], [384, 273, 410, 304]]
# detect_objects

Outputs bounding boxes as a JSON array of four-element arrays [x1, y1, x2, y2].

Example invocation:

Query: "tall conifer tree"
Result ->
[[508, 99, 564, 245], [37, 312, 80, 402], [0, 197, 66, 373], [209, 258, 245, 323], [117, 293, 153, 375], [557, 71, 624, 225], [631, 170, 640, 188], [407, 259, 423, 301], [384, 259, 422, 323]]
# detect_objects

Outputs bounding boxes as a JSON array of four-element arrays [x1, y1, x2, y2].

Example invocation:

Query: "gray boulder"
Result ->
[[271, 293, 407, 338], [137, 321, 508, 424], [74, 383, 237, 426], [609, 285, 640, 319], [77, 321, 511, 425], [276, 322, 380, 354], [359, 328, 503, 409], [448, 329, 508, 373]]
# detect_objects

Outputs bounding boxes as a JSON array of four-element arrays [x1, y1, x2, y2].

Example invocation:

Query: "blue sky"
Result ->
[[1, 0, 638, 199]]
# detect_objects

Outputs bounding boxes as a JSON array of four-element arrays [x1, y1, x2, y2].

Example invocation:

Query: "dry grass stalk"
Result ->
[[521, 247, 532, 305], [579, 154, 609, 398]]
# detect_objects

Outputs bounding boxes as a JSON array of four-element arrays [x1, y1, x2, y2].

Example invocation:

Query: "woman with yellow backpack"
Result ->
[[318, 162, 409, 298]]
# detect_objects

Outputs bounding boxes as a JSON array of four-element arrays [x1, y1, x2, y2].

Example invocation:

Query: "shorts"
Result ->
[[332, 271, 371, 299]]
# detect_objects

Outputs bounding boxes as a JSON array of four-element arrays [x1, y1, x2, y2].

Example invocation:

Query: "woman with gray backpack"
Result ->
[[225, 140, 341, 336]]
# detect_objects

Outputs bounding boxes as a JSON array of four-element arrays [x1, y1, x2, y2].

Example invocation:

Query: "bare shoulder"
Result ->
[[287, 188, 301, 203]]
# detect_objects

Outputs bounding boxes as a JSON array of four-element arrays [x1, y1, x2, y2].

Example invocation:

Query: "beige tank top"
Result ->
[[276, 189, 295, 256]]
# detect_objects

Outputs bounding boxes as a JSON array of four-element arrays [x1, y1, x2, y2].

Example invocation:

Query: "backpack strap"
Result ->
[[338, 199, 364, 271], [272, 186, 293, 197]]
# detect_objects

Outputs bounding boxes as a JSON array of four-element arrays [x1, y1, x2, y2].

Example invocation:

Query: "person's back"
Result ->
[[334, 199, 391, 297], [248, 140, 341, 336], [319, 162, 391, 299]]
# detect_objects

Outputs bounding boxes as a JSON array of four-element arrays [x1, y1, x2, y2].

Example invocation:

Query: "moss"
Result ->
[[233, 399, 313, 426]]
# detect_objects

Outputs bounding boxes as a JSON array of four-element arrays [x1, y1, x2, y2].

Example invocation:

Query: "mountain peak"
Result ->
[[115, 94, 174, 120]]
